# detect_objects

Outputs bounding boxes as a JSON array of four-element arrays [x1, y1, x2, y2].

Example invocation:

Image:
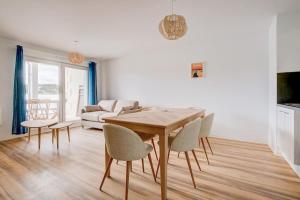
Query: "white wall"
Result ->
[[278, 10, 300, 72], [0, 36, 100, 141], [268, 16, 278, 153], [0, 37, 17, 141], [102, 28, 270, 144]]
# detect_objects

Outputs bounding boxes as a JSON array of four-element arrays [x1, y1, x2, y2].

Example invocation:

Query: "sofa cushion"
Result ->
[[98, 112, 118, 122], [98, 100, 117, 112], [81, 111, 109, 122], [114, 100, 139, 113], [85, 105, 101, 112]]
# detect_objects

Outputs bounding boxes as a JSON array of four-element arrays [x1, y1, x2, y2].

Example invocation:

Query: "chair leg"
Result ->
[[130, 161, 133, 172], [99, 157, 113, 191], [177, 152, 180, 158], [206, 137, 213, 155], [155, 158, 160, 178], [125, 161, 131, 200], [151, 138, 158, 160], [148, 153, 157, 182], [116, 160, 119, 164], [184, 152, 196, 188], [201, 138, 210, 165], [141, 158, 145, 173], [192, 150, 202, 172]]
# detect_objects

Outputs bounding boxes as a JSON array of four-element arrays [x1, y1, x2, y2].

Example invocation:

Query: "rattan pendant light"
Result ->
[[159, 0, 187, 40], [69, 41, 85, 64]]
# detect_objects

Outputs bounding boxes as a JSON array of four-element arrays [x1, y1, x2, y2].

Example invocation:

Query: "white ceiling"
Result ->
[[0, 0, 299, 59]]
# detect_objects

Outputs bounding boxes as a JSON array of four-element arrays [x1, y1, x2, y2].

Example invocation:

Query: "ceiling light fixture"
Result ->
[[69, 41, 85, 64], [159, 0, 187, 40]]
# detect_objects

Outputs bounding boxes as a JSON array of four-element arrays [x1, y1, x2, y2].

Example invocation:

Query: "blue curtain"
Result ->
[[88, 62, 98, 105], [12, 45, 27, 135]]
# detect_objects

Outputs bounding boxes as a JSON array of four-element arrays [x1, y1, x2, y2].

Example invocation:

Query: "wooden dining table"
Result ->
[[103, 107, 205, 200]]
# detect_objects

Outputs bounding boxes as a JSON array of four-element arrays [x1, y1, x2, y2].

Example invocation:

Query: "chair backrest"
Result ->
[[103, 124, 148, 161], [199, 113, 214, 138], [170, 118, 202, 152]]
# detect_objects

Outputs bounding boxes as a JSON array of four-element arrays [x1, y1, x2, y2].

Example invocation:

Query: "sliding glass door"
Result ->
[[25, 61, 60, 120], [64, 66, 88, 121], [25, 58, 88, 122]]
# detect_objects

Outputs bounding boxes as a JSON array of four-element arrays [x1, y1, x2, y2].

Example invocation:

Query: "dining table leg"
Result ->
[[159, 132, 168, 200], [105, 145, 111, 177]]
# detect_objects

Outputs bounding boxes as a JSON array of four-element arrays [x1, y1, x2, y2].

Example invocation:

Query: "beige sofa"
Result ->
[[81, 100, 141, 129]]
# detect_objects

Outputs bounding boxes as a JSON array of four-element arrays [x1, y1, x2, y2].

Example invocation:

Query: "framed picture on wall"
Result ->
[[191, 62, 204, 78]]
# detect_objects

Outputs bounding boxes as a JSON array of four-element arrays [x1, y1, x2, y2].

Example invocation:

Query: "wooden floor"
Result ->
[[0, 128, 300, 200]]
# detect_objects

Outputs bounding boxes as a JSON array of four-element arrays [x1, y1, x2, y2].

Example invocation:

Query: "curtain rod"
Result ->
[[21, 45, 99, 65], [24, 55, 90, 68]]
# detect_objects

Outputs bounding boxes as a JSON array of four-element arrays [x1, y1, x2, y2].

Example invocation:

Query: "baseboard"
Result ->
[[291, 164, 300, 177], [209, 134, 267, 145], [281, 151, 300, 177]]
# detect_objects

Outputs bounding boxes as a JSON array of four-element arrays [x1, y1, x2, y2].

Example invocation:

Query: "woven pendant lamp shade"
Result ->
[[159, 14, 187, 40], [69, 52, 85, 64], [159, 0, 187, 40]]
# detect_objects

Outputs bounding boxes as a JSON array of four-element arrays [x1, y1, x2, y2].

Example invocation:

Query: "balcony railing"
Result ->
[[26, 99, 59, 120]]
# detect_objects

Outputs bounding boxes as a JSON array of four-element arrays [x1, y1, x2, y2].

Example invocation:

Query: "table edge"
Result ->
[[103, 109, 205, 129]]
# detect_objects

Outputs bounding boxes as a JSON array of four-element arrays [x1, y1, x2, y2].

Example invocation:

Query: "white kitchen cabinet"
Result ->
[[277, 106, 294, 162], [277, 105, 300, 176]]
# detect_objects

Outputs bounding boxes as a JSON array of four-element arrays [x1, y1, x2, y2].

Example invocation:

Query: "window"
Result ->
[[25, 59, 88, 122], [25, 61, 60, 120], [25, 61, 60, 100]]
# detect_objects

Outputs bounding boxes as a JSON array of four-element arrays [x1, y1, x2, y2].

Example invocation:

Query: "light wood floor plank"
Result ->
[[0, 128, 299, 200]]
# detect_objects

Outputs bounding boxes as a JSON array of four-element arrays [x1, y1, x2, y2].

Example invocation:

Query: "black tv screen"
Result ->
[[277, 72, 300, 105]]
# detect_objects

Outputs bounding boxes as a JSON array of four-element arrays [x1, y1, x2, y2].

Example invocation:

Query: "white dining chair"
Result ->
[[155, 118, 202, 188], [198, 113, 214, 165], [99, 124, 156, 200], [116, 134, 158, 173]]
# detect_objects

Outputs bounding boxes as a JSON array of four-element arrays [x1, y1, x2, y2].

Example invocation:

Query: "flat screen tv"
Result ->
[[277, 71, 300, 106]]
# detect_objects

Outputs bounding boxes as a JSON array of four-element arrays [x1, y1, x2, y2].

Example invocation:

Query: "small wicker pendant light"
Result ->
[[69, 41, 85, 64], [159, 0, 187, 40]]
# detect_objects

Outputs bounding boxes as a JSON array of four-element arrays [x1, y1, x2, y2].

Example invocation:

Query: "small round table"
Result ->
[[49, 122, 73, 149], [21, 120, 57, 149]]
